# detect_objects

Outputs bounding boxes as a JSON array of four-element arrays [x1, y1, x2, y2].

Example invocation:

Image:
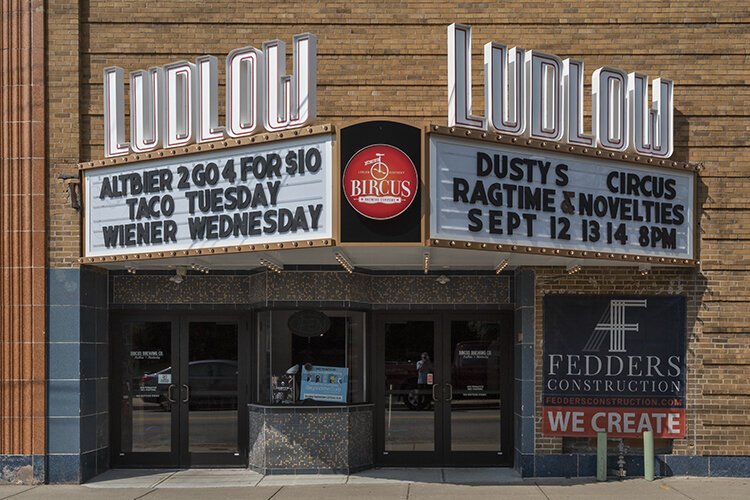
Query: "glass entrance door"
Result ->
[[181, 321, 242, 466], [114, 318, 180, 466], [378, 317, 442, 465], [443, 315, 513, 465], [376, 312, 513, 466], [113, 316, 246, 467]]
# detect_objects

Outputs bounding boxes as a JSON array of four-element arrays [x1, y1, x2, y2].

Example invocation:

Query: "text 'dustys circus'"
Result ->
[[429, 135, 694, 259]]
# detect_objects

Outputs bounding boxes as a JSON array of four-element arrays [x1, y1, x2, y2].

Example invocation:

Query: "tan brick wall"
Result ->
[[45, 1, 750, 456], [47, 0, 81, 268]]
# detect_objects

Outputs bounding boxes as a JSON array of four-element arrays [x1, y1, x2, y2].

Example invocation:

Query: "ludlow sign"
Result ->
[[542, 296, 686, 438], [104, 33, 317, 157], [85, 25, 694, 264], [448, 24, 674, 158]]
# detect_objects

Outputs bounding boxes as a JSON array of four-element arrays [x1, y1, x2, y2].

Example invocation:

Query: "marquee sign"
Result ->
[[429, 132, 695, 262], [86, 24, 698, 266], [448, 24, 674, 157], [104, 33, 317, 157], [542, 295, 686, 438], [83, 131, 333, 258]]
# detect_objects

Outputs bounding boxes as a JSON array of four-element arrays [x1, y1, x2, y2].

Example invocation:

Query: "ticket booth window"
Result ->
[[256, 310, 366, 404]]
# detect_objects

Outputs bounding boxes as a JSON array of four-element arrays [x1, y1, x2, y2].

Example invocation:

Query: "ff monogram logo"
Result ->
[[342, 144, 418, 220], [583, 299, 648, 353]]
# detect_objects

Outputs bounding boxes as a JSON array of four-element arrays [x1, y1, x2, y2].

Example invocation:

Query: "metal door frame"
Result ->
[[110, 311, 250, 468], [374, 313, 445, 466], [440, 311, 514, 466], [373, 311, 514, 467]]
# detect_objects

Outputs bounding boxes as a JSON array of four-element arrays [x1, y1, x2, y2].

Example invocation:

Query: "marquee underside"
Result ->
[[90, 245, 664, 272]]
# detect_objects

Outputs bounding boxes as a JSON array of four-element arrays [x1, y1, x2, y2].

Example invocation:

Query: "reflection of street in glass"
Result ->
[[189, 410, 238, 452], [130, 407, 238, 453], [385, 398, 503, 452], [130, 399, 171, 452]]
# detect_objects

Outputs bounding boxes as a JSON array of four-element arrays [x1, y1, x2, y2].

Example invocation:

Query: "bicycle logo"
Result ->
[[364, 153, 389, 181]]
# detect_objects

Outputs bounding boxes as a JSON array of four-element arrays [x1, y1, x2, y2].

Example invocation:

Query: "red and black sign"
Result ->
[[542, 295, 686, 438], [340, 121, 422, 242], [343, 144, 418, 220]]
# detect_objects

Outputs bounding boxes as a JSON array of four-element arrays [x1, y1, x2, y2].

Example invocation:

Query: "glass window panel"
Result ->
[[188, 322, 239, 453], [120, 321, 173, 453], [260, 310, 366, 404], [257, 311, 271, 403], [449, 320, 503, 452], [384, 321, 435, 452]]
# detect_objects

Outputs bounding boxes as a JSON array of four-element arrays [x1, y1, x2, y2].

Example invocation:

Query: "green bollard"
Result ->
[[644, 430, 654, 481], [597, 432, 607, 481]]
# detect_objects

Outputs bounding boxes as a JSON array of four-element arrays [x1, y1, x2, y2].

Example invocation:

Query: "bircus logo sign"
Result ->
[[342, 145, 418, 220]]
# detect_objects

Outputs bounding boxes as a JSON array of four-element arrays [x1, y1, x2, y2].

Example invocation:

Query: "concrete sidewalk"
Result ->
[[0, 470, 748, 499]]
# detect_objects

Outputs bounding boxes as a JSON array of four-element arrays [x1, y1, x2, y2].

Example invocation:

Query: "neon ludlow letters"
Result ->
[[103, 33, 317, 158], [448, 24, 673, 158]]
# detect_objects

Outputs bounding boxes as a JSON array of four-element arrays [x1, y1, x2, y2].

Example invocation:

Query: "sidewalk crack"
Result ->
[[534, 482, 551, 500], [664, 482, 698, 500], [150, 470, 180, 489], [266, 486, 283, 500], [1, 486, 37, 500]]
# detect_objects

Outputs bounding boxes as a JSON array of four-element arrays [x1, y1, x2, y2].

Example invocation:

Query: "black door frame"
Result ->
[[441, 311, 514, 466], [110, 311, 251, 468], [373, 310, 514, 467], [374, 313, 445, 467]]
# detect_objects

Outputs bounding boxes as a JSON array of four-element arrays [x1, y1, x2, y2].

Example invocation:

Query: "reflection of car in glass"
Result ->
[[384, 341, 500, 410], [140, 360, 238, 411], [385, 360, 431, 411]]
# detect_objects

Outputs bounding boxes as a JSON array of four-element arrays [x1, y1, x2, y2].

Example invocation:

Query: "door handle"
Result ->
[[432, 383, 439, 402], [446, 383, 453, 401], [167, 384, 176, 403], [182, 384, 190, 403]]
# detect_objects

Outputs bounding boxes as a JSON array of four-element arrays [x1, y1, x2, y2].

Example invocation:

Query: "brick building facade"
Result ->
[[1, 0, 749, 484]]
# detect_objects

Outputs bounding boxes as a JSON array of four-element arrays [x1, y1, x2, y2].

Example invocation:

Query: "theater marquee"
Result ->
[[82, 130, 333, 259], [429, 132, 696, 262], [82, 24, 700, 265]]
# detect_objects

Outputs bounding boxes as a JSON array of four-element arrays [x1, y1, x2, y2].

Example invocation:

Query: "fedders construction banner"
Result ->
[[542, 295, 686, 438]]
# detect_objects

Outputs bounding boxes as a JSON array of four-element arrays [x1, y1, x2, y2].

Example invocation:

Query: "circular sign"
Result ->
[[342, 144, 418, 220], [288, 310, 331, 338]]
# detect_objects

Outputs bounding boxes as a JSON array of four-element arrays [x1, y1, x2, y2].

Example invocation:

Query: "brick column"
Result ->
[[0, 0, 46, 484]]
